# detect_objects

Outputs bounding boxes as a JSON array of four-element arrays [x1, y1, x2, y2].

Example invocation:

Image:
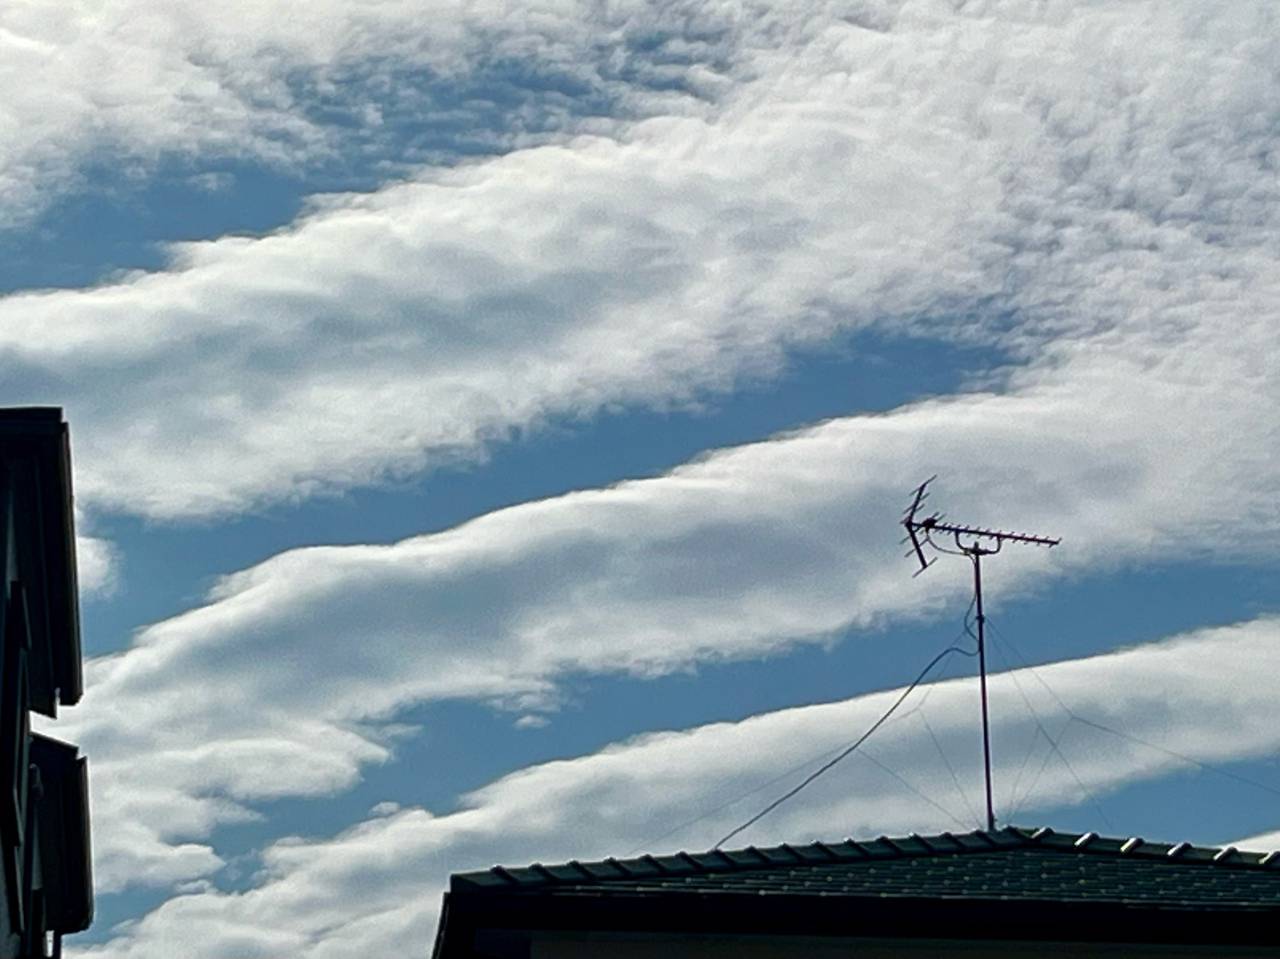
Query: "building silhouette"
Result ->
[[0, 409, 91, 959]]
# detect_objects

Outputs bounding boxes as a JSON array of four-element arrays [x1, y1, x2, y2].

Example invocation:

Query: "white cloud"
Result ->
[[75, 533, 119, 598], [1237, 830, 1280, 852], [3, 0, 1276, 525], [0, 0, 744, 223], [75, 616, 1280, 958], [52, 316, 1279, 893], [9, 1, 1277, 950]]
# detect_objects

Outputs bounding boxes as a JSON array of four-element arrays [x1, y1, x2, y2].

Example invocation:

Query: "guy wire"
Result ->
[[986, 618, 1280, 804], [985, 633, 1111, 828], [853, 746, 971, 831]]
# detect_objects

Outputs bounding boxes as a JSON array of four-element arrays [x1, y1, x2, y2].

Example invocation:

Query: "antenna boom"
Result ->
[[917, 520, 1060, 548]]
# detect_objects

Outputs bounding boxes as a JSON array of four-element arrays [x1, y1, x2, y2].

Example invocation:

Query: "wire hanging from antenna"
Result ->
[[713, 639, 971, 849]]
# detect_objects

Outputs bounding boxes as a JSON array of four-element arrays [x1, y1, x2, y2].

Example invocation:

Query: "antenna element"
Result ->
[[902, 477, 1059, 831]]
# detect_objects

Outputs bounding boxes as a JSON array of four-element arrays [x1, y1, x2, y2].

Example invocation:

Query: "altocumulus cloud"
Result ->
[[0, 0, 749, 220], [1, 0, 1275, 523]]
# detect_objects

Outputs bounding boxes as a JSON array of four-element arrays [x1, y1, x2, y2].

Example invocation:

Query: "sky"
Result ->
[[2, 0, 1279, 954]]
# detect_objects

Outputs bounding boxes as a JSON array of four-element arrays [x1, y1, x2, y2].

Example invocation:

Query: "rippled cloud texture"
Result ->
[[4, 0, 1279, 955]]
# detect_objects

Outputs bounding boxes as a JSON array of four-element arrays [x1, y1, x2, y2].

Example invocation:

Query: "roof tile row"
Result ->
[[453, 826, 1280, 910]]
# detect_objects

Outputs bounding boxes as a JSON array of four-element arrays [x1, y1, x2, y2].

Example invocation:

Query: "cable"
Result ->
[[1004, 726, 1046, 814], [621, 740, 853, 857], [986, 633, 1113, 829], [985, 618, 1280, 804], [625, 614, 978, 857], [909, 630, 977, 716], [1002, 691, 1051, 814], [880, 641, 979, 824], [627, 684, 969, 858], [1069, 715, 1280, 800], [854, 747, 971, 830], [713, 641, 969, 849], [626, 691, 960, 856], [1011, 728, 1059, 819], [917, 709, 982, 827]]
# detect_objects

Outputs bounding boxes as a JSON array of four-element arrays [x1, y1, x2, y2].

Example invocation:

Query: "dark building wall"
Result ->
[[531, 935, 1280, 959], [0, 410, 92, 959]]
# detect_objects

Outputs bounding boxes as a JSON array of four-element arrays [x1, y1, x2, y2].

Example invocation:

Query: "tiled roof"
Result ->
[[451, 826, 1280, 909]]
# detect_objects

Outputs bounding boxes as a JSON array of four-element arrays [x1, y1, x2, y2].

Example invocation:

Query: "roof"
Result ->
[[452, 825, 1280, 906], [434, 827, 1280, 956]]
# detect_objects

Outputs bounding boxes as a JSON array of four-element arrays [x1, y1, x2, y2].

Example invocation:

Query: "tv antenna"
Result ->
[[902, 476, 1060, 832]]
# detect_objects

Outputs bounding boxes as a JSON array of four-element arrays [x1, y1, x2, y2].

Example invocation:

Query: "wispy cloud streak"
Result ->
[[78, 616, 1280, 958]]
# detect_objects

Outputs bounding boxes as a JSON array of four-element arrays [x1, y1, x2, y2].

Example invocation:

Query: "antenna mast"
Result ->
[[902, 477, 1060, 832]]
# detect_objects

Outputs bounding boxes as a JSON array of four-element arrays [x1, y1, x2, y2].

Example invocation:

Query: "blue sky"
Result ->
[[3, 1, 1280, 954]]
